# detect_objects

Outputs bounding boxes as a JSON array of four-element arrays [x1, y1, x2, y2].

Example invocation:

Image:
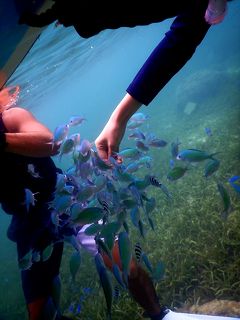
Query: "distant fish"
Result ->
[[169, 159, 175, 169], [75, 303, 81, 314], [228, 175, 240, 194], [171, 138, 181, 158], [217, 182, 232, 219], [205, 127, 213, 137], [204, 159, 220, 178]]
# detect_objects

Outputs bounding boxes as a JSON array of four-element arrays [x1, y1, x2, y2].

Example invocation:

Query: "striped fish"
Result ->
[[134, 242, 142, 263]]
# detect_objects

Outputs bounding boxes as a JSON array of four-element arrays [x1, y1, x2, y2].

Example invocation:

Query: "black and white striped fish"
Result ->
[[134, 242, 142, 263], [149, 175, 162, 187]]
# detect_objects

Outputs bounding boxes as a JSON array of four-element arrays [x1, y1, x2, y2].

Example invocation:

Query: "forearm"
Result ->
[[108, 94, 142, 127], [4, 132, 58, 157], [127, 0, 210, 105]]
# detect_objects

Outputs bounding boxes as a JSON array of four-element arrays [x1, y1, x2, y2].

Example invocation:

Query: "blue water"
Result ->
[[1, 1, 240, 319]]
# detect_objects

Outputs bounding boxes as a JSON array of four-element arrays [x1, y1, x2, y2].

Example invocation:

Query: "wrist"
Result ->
[[0, 132, 7, 152], [110, 93, 142, 126]]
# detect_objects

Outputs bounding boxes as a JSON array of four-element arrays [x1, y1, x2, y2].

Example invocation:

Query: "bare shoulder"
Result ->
[[2, 106, 47, 133], [4, 106, 33, 118]]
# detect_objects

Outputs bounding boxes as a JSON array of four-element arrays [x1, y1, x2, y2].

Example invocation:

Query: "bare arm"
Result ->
[[95, 93, 142, 161], [2, 107, 59, 157]]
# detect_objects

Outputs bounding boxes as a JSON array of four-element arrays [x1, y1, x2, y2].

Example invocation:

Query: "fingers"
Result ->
[[97, 145, 108, 162]]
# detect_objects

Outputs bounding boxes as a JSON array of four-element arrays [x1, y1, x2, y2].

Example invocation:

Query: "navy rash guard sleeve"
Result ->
[[127, 0, 210, 105]]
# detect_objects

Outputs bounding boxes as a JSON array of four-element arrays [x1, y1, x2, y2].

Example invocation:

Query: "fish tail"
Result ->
[[210, 152, 221, 159]]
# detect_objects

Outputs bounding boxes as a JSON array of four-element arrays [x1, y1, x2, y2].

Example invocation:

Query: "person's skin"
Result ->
[[1, 104, 59, 157], [95, 93, 142, 161]]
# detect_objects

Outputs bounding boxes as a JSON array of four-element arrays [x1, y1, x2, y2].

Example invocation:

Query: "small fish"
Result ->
[[171, 139, 181, 158], [130, 207, 140, 228], [136, 140, 149, 152], [134, 242, 142, 263], [145, 197, 156, 215], [148, 138, 168, 148], [118, 231, 132, 284], [69, 251, 81, 282], [58, 138, 75, 160], [177, 149, 219, 162], [112, 264, 126, 289], [141, 252, 153, 273], [128, 129, 145, 140], [52, 124, 69, 145], [127, 121, 144, 129], [123, 162, 140, 174], [118, 148, 142, 160], [75, 303, 81, 314], [204, 159, 220, 178], [94, 253, 113, 319], [32, 251, 41, 263], [114, 285, 120, 299], [69, 133, 81, 147], [68, 303, 74, 313], [205, 127, 212, 137], [169, 159, 175, 169], [68, 115, 86, 126], [18, 250, 32, 270], [78, 139, 92, 156], [152, 261, 165, 281], [42, 243, 54, 262], [84, 223, 103, 236], [55, 173, 67, 192], [24, 188, 38, 212], [71, 206, 105, 225], [27, 164, 41, 178], [130, 112, 149, 123], [53, 194, 74, 213], [228, 175, 240, 194], [167, 166, 188, 181], [51, 275, 61, 314], [217, 182, 232, 219], [148, 175, 162, 188]]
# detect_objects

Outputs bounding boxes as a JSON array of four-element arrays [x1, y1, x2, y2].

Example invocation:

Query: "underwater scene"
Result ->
[[0, 1, 240, 320]]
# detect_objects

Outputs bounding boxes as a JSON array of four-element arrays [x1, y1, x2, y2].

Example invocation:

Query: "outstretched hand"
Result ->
[[95, 93, 142, 162], [95, 119, 126, 162]]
